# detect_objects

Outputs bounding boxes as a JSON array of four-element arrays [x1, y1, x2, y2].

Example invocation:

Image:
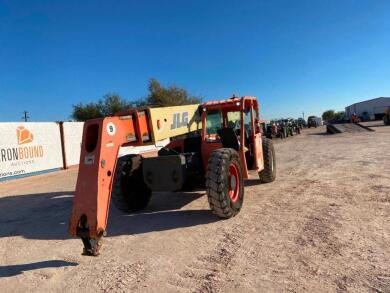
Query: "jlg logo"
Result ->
[[170, 112, 188, 130]]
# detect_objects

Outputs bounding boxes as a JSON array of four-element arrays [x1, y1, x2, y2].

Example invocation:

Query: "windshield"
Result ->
[[205, 110, 244, 141], [205, 108, 255, 142], [206, 110, 222, 135], [227, 111, 240, 130]]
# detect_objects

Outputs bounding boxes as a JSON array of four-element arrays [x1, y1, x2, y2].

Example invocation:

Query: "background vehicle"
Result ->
[[308, 116, 322, 128], [297, 118, 306, 128], [68, 96, 277, 256], [291, 119, 301, 134], [263, 121, 280, 139], [275, 120, 287, 138], [282, 119, 294, 136]]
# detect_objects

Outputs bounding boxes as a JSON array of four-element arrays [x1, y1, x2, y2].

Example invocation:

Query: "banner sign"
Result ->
[[0, 123, 63, 179]]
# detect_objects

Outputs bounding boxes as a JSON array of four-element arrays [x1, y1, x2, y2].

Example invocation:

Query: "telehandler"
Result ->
[[68, 96, 276, 256]]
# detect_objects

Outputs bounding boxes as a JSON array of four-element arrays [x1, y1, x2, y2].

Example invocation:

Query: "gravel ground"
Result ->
[[0, 125, 389, 293]]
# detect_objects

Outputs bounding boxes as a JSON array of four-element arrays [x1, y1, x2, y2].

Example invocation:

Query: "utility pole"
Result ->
[[22, 111, 30, 122]]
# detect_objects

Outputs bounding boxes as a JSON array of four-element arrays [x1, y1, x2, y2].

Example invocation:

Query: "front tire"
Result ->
[[206, 148, 244, 219], [112, 155, 152, 212], [258, 138, 276, 183]]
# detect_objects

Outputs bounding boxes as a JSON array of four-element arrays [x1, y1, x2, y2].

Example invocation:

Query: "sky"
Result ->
[[1, 0, 390, 121]]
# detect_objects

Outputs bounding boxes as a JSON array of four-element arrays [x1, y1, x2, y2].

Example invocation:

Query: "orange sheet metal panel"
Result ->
[[68, 116, 137, 237]]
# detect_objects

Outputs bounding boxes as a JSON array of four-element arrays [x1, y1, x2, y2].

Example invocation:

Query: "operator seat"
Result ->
[[217, 128, 240, 151]]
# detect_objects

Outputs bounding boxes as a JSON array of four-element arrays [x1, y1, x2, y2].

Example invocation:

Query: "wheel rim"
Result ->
[[228, 162, 240, 203]]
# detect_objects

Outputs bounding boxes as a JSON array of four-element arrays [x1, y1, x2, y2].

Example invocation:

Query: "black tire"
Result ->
[[258, 138, 276, 183], [111, 155, 152, 212], [205, 148, 244, 219]]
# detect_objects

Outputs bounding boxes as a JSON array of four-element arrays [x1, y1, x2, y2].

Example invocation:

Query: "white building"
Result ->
[[345, 97, 390, 121]]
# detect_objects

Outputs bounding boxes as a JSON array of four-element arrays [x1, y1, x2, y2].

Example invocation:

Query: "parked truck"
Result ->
[[307, 116, 322, 128]]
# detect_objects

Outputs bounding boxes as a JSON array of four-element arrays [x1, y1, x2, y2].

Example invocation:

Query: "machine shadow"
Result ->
[[107, 191, 220, 236], [0, 191, 74, 240], [0, 260, 78, 278], [244, 178, 266, 187], [0, 190, 216, 240], [308, 132, 330, 136]]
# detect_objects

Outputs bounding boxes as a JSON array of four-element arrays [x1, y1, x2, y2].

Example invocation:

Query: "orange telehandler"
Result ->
[[68, 96, 276, 255]]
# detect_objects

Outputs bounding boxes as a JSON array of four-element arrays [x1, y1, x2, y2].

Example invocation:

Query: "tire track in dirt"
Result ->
[[96, 261, 147, 292], [295, 204, 343, 258], [220, 180, 327, 292], [367, 274, 390, 293], [165, 141, 295, 292], [292, 181, 347, 291], [167, 221, 252, 293], [290, 179, 390, 293], [70, 260, 147, 293], [166, 176, 294, 293]]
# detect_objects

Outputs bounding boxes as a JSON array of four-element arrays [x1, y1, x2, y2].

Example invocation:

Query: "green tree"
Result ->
[[72, 94, 131, 121], [334, 111, 345, 120], [322, 110, 345, 121], [322, 110, 336, 121], [145, 78, 202, 107], [72, 102, 103, 121], [98, 94, 132, 116], [71, 79, 202, 121]]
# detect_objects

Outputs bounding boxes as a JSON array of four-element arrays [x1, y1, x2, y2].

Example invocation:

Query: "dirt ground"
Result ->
[[1, 125, 389, 293]]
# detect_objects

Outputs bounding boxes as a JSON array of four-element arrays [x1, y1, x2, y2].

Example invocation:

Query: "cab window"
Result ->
[[243, 108, 253, 135], [227, 111, 241, 130], [206, 110, 222, 135]]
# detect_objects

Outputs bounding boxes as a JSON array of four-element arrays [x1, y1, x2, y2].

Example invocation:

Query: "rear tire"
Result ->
[[206, 148, 244, 219], [258, 138, 276, 183], [112, 155, 152, 212]]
